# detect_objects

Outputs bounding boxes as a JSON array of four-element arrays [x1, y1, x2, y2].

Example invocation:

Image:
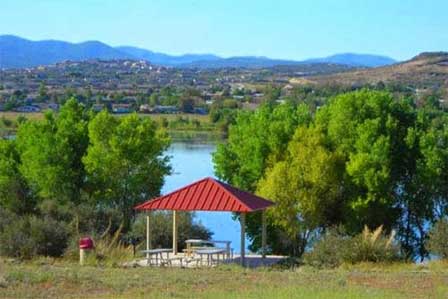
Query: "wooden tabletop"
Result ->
[[195, 248, 227, 255], [141, 248, 172, 254]]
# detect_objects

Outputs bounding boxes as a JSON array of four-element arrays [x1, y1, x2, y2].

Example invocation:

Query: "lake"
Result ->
[[162, 141, 248, 253]]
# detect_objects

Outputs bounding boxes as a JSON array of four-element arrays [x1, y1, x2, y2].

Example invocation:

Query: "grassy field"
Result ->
[[0, 259, 447, 299], [0, 112, 223, 141]]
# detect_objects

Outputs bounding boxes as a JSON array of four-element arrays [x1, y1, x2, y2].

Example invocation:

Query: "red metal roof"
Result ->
[[134, 177, 274, 212]]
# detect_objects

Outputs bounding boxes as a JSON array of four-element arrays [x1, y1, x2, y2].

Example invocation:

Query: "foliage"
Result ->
[[304, 226, 402, 268], [344, 226, 402, 264], [0, 140, 33, 214], [0, 214, 69, 259], [302, 227, 349, 268], [257, 127, 345, 255], [86, 224, 134, 266], [428, 218, 448, 259], [0, 99, 173, 259], [214, 89, 448, 259], [16, 99, 89, 204], [83, 111, 171, 229], [213, 103, 311, 254], [214, 102, 311, 192]]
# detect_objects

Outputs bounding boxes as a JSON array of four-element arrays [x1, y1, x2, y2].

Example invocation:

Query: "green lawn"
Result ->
[[0, 112, 222, 141], [0, 259, 447, 299]]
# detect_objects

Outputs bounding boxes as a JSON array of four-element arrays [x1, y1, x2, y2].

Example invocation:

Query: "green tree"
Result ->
[[257, 127, 345, 255], [215, 89, 448, 258], [214, 103, 311, 191], [314, 90, 402, 232], [83, 111, 171, 228], [16, 98, 89, 204], [213, 103, 311, 253], [0, 140, 33, 214], [37, 82, 49, 102]]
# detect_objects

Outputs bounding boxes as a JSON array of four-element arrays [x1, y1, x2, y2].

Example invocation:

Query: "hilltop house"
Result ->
[[92, 104, 105, 112], [35, 103, 59, 111], [112, 103, 133, 114], [151, 105, 179, 114], [15, 105, 41, 113], [139, 104, 151, 113]]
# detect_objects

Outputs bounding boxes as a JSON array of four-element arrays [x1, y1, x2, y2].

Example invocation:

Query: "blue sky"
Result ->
[[1, 0, 447, 60]]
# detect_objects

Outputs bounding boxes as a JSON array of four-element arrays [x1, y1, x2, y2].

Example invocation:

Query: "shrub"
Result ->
[[304, 226, 402, 268], [342, 226, 402, 264], [428, 218, 448, 259], [303, 227, 350, 268], [0, 215, 70, 258], [83, 224, 134, 266]]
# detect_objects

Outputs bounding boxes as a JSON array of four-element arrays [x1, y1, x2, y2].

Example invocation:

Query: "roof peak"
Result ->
[[135, 177, 273, 212]]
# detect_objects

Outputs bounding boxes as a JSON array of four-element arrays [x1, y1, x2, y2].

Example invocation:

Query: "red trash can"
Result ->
[[79, 237, 94, 265]]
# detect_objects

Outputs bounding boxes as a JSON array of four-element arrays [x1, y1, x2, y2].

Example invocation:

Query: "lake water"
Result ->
[[162, 142, 248, 253]]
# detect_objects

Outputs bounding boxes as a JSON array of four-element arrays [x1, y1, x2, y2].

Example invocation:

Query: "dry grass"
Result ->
[[299, 53, 448, 89], [0, 112, 45, 121], [0, 259, 447, 299]]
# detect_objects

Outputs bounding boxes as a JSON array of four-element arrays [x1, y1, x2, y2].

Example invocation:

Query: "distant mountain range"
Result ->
[[0, 35, 397, 69], [304, 53, 397, 68]]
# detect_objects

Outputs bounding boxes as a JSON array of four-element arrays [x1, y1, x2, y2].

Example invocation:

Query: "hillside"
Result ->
[[0, 35, 396, 69], [297, 52, 448, 89], [0, 35, 131, 69], [304, 53, 396, 67], [0, 59, 354, 95]]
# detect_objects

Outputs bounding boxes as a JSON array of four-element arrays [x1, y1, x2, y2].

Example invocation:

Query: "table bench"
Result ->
[[141, 248, 172, 266], [196, 248, 228, 266]]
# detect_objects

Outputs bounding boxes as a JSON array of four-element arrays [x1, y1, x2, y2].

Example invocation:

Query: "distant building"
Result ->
[[112, 103, 133, 114], [151, 105, 179, 114], [139, 104, 151, 113], [92, 104, 105, 112], [36, 103, 59, 111], [193, 107, 208, 115], [0, 103, 4, 111], [48, 103, 59, 111], [15, 105, 41, 113]]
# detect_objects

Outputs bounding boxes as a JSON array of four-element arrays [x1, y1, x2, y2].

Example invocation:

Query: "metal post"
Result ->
[[262, 210, 267, 260], [173, 210, 179, 255], [79, 249, 85, 266], [240, 212, 246, 267], [146, 213, 151, 259]]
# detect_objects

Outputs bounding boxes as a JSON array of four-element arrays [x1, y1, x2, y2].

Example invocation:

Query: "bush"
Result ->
[[343, 226, 401, 264], [0, 215, 70, 258], [428, 218, 448, 259], [303, 227, 349, 268], [304, 226, 402, 268]]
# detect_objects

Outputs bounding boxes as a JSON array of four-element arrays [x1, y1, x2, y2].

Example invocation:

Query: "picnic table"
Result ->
[[184, 239, 214, 257], [196, 248, 228, 266], [141, 248, 172, 266], [184, 239, 232, 258], [210, 240, 232, 259]]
